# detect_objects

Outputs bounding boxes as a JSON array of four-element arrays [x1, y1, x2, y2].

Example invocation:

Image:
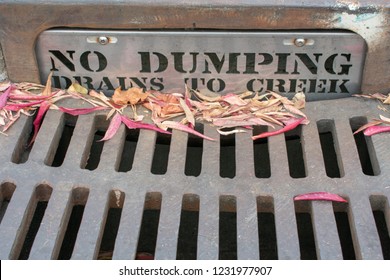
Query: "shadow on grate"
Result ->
[[0, 182, 16, 225]]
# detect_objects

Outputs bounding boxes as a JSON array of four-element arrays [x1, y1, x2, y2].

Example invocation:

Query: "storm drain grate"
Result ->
[[0, 97, 389, 260]]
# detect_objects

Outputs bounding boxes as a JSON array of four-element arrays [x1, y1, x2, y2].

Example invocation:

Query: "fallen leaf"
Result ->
[[363, 125, 390, 136], [30, 101, 51, 145], [42, 71, 53, 96], [112, 87, 149, 105], [99, 112, 122, 141], [162, 120, 215, 141], [67, 82, 88, 95], [252, 118, 306, 140], [121, 115, 172, 135], [294, 192, 347, 203], [0, 84, 12, 109], [58, 106, 108, 116]]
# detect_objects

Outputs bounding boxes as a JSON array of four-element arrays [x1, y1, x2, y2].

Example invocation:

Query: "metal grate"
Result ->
[[0, 97, 389, 260]]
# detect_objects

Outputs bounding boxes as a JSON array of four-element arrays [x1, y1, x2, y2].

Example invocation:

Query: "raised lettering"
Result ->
[[80, 51, 107, 72], [49, 50, 75, 72]]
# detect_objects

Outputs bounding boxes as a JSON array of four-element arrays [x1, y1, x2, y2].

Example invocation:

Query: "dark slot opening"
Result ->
[[253, 126, 271, 178], [370, 196, 390, 260], [57, 187, 89, 260], [333, 202, 356, 260], [11, 115, 36, 164], [285, 126, 306, 178], [0, 182, 16, 225], [151, 132, 171, 175], [176, 194, 199, 260], [18, 184, 52, 260], [350, 117, 380, 176], [317, 120, 343, 178], [84, 130, 106, 171], [117, 128, 140, 172], [57, 205, 85, 260], [220, 133, 236, 178], [185, 124, 204, 177], [257, 196, 277, 260], [219, 196, 237, 260], [136, 192, 162, 260], [97, 190, 125, 260], [50, 114, 77, 167], [294, 201, 317, 260]]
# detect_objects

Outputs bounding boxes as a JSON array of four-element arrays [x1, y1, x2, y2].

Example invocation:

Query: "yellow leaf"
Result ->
[[67, 82, 88, 94], [112, 87, 149, 105]]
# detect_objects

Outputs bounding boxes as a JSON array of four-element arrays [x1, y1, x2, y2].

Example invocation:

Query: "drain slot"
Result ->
[[253, 126, 271, 178], [317, 119, 343, 178], [97, 190, 125, 260], [11, 115, 35, 164], [285, 126, 306, 178], [219, 195, 237, 260], [117, 128, 140, 172], [257, 196, 277, 260], [82, 115, 112, 170], [333, 201, 356, 259], [17, 184, 52, 260], [151, 132, 171, 175], [220, 134, 236, 178], [370, 195, 390, 259], [0, 182, 16, 225], [294, 201, 317, 260], [48, 114, 77, 167], [350, 117, 380, 176], [136, 192, 162, 259], [57, 187, 89, 260], [185, 124, 204, 177], [176, 194, 199, 260]]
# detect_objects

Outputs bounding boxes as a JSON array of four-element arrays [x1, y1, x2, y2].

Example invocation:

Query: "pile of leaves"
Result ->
[[0, 75, 309, 143], [353, 93, 390, 136]]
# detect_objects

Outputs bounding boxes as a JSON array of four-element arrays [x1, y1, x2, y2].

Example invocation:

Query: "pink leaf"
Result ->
[[363, 125, 390, 136], [30, 101, 51, 145], [221, 93, 247, 106], [9, 91, 57, 101], [294, 192, 347, 203], [99, 113, 122, 141], [252, 118, 306, 140], [162, 120, 216, 141], [5, 100, 44, 111], [0, 85, 12, 109], [121, 115, 172, 135], [58, 106, 108, 116]]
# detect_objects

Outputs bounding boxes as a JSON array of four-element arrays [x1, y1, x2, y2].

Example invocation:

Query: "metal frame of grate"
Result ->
[[0, 97, 389, 260]]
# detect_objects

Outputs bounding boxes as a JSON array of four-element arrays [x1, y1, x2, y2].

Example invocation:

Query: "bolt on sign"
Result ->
[[35, 30, 366, 100]]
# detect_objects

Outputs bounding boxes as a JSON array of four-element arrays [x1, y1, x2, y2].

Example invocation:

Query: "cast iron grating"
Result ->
[[0, 97, 389, 260]]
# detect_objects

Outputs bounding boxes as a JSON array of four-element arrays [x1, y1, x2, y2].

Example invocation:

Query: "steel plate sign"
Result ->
[[36, 30, 366, 99]]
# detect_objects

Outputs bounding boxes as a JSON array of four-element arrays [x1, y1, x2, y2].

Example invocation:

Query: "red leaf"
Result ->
[[9, 91, 57, 101], [294, 192, 347, 203], [0, 84, 12, 109], [58, 106, 108, 116], [252, 118, 306, 140], [99, 113, 122, 141], [30, 101, 51, 145], [5, 100, 44, 111], [363, 125, 390, 136], [121, 115, 172, 134]]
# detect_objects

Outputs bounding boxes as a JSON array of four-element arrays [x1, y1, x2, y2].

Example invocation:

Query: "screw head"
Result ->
[[294, 38, 306, 47], [98, 36, 109, 45]]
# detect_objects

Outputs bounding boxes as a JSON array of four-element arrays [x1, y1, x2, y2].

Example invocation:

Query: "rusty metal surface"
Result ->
[[0, 96, 389, 260], [0, 0, 390, 94]]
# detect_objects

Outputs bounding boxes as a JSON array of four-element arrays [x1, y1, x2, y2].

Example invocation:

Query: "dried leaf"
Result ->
[[379, 115, 390, 124], [42, 71, 53, 96], [292, 92, 306, 109], [121, 115, 171, 135], [252, 118, 306, 140], [67, 82, 88, 95], [294, 192, 347, 203], [112, 87, 149, 105], [58, 106, 108, 116], [217, 128, 248, 135], [99, 113, 122, 141], [383, 94, 390, 104], [353, 120, 383, 135], [221, 93, 248, 106], [162, 120, 215, 141], [5, 100, 43, 111], [179, 98, 195, 126]]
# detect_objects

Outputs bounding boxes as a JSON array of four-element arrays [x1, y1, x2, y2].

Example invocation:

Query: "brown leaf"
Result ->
[[112, 87, 149, 105]]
